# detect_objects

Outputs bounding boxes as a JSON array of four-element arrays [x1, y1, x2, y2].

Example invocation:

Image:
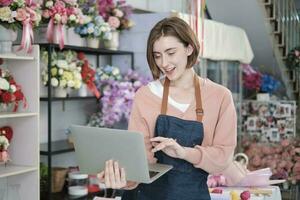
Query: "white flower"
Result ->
[[51, 78, 59, 87], [58, 69, 64, 75], [10, 85, 17, 93], [0, 135, 9, 150], [69, 14, 76, 21], [74, 72, 82, 80], [112, 68, 120, 76], [74, 80, 82, 89], [83, 16, 92, 24], [67, 80, 75, 88], [59, 79, 67, 88], [69, 62, 76, 70], [45, 1, 53, 8], [54, 13, 61, 22], [57, 60, 68, 69], [0, 78, 9, 90]]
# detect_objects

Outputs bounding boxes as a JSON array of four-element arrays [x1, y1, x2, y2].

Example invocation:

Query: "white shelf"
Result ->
[[0, 53, 34, 60], [0, 164, 38, 178], [0, 112, 38, 119]]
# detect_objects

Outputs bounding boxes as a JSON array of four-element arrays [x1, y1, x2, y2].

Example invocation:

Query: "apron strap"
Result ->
[[161, 73, 204, 122]]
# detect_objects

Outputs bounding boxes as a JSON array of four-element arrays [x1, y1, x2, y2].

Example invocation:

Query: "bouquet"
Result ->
[[98, 0, 134, 32], [242, 64, 262, 91], [74, 0, 112, 40], [241, 135, 300, 184], [41, 49, 82, 90], [88, 67, 150, 127], [0, 0, 42, 52], [286, 46, 300, 69], [0, 126, 13, 164], [41, 0, 83, 49], [0, 67, 26, 112], [260, 74, 281, 93], [77, 52, 100, 98]]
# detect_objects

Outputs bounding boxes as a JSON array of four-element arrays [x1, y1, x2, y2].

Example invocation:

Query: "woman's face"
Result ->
[[153, 36, 192, 81]]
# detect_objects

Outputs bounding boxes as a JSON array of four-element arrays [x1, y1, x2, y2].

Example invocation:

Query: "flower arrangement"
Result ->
[[98, 0, 134, 32], [0, 66, 26, 112], [0, 0, 42, 52], [286, 46, 300, 69], [41, 0, 83, 49], [41, 49, 82, 90], [242, 64, 281, 97], [242, 64, 262, 91], [241, 135, 300, 184], [88, 67, 151, 127], [77, 52, 100, 98], [260, 74, 281, 93], [74, 0, 112, 40], [0, 126, 13, 164]]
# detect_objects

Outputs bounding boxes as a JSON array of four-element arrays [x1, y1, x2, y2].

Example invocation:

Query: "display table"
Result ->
[[210, 186, 281, 200]]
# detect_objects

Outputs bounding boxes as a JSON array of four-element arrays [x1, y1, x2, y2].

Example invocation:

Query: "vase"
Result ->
[[78, 84, 88, 97], [0, 25, 16, 54], [67, 27, 85, 47], [86, 38, 100, 48], [104, 31, 119, 50], [0, 103, 15, 112], [256, 93, 270, 101], [54, 87, 67, 98]]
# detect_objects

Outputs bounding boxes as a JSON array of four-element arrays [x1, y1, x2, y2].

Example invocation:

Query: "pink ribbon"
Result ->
[[46, 18, 54, 43], [58, 24, 65, 50], [18, 18, 33, 53], [46, 18, 65, 49]]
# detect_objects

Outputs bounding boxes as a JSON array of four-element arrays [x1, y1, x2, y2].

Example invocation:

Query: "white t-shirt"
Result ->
[[147, 80, 190, 112]]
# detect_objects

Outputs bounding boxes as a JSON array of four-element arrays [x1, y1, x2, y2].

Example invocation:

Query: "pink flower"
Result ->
[[113, 8, 124, 18], [108, 16, 120, 29], [281, 139, 290, 147], [15, 8, 29, 21], [0, 0, 13, 6]]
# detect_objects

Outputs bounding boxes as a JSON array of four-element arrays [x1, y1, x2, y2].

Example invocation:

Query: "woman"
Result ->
[[98, 16, 237, 200]]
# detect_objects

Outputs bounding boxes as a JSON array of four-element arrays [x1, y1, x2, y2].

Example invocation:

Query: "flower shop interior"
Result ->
[[0, 0, 300, 199]]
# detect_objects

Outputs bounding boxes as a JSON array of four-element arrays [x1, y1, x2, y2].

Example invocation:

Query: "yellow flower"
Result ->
[[51, 67, 58, 76], [0, 7, 12, 22]]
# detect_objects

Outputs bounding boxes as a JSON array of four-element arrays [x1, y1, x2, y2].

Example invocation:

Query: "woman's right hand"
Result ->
[[97, 160, 127, 189]]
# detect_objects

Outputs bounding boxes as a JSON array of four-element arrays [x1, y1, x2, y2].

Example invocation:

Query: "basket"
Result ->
[[51, 167, 68, 193]]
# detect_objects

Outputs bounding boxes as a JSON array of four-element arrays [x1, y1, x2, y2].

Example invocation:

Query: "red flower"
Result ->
[[14, 90, 24, 101], [1, 92, 13, 103], [77, 52, 86, 60]]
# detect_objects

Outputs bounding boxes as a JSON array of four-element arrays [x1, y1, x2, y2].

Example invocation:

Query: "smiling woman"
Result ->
[[98, 16, 238, 200]]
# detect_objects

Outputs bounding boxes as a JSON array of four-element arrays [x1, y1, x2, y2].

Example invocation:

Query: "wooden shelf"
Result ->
[[0, 164, 37, 178], [0, 112, 38, 119], [40, 140, 74, 155], [0, 53, 34, 60]]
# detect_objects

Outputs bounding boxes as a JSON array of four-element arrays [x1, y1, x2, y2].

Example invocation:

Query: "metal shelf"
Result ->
[[38, 43, 134, 55], [40, 96, 97, 102], [40, 140, 74, 155]]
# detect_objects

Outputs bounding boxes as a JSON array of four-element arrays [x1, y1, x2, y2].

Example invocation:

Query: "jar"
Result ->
[[68, 172, 88, 197]]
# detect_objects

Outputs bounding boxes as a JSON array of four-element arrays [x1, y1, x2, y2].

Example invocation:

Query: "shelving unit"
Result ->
[[39, 43, 134, 199], [0, 45, 40, 199]]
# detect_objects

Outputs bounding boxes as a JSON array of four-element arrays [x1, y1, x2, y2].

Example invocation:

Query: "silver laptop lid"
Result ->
[[70, 125, 151, 183]]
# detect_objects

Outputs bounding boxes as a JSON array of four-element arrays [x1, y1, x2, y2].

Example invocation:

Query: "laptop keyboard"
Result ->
[[149, 171, 159, 178]]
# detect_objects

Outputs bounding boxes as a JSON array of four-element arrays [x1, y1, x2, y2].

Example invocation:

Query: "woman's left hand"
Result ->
[[150, 137, 186, 159]]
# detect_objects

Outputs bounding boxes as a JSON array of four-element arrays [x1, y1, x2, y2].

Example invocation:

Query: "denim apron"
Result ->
[[122, 74, 210, 200]]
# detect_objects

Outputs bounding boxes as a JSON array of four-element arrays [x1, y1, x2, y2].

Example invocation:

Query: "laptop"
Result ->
[[70, 125, 173, 184]]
